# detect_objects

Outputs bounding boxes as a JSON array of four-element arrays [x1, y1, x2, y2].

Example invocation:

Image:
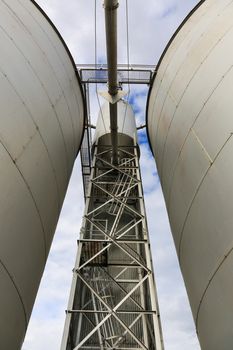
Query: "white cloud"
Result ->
[[22, 1, 201, 350]]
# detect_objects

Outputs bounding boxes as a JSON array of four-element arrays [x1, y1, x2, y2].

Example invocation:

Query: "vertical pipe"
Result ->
[[109, 103, 118, 164], [104, 0, 119, 96], [103, 0, 119, 164]]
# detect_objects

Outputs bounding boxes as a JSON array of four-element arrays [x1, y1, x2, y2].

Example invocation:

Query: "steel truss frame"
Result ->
[[61, 140, 163, 350]]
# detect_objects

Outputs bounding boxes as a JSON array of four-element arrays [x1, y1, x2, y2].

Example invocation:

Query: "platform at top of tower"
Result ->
[[76, 64, 155, 85]]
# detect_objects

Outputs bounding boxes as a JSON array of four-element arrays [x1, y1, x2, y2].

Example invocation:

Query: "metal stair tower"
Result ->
[[61, 1, 163, 349]]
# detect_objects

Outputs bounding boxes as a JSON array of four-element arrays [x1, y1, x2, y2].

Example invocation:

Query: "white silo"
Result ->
[[147, 0, 233, 348], [0, 0, 84, 348]]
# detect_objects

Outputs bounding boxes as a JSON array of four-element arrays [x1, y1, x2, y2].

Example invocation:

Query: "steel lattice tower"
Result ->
[[61, 1, 163, 349], [61, 101, 163, 350]]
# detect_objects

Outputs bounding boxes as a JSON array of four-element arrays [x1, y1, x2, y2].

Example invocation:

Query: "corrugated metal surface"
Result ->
[[0, 0, 84, 348], [147, 0, 233, 349]]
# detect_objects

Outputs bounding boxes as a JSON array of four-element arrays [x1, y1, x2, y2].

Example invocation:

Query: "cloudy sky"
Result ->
[[23, 1, 201, 349]]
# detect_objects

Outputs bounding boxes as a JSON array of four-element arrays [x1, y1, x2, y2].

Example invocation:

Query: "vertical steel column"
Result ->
[[60, 145, 98, 350], [133, 138, 164, 350]]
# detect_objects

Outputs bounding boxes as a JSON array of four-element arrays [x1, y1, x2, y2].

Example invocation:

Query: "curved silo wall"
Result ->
[[147, 0, 233, 349], [0, 0, 85, 348]]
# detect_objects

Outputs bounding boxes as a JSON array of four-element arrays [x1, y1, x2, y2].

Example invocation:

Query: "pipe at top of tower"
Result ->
[[103, 0, 119, 164], [104, 0, 119, 96]]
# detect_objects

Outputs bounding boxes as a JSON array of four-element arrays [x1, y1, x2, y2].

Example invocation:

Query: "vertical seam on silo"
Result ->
[[17, 0, 82, 154], [195, 241, 233, 332], [177, 133, 233, 332], [150, 2, 214, 168], [0, 139, 48, 261], [150, 10, 204, 142], [9, 0, 77, 160], [0, 67, 61, 213], [190, 128, 213, 163], [161, 1, 233, 182], [0, 259, 28, 330], [160, 15, 233, 203], [167, 56, 233, 212], [0, 3, 70, 183], [178, 133, 233, 261], [155, 0, 233, 180]]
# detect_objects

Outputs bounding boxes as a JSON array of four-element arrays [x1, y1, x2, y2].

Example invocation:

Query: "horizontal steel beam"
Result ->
[[67, 310, 157, 314], [78, 239, 147, 243]]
